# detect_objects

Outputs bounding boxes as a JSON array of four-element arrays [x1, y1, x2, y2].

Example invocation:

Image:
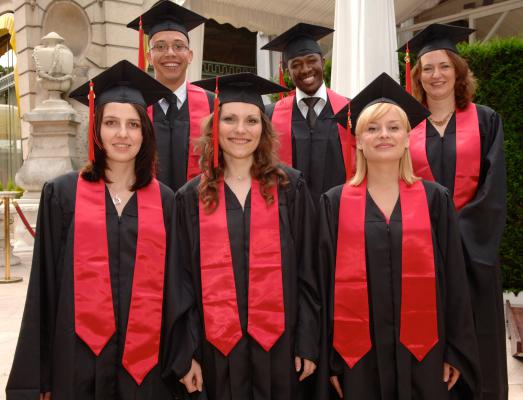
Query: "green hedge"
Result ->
[[402, 38, 523, 293]]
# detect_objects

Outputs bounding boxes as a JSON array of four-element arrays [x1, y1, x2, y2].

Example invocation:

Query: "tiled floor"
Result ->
[[1, 251, 522, 399]]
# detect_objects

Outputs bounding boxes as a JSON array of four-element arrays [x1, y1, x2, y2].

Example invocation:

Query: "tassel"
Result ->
[[279, 57, 286, 100], [405, 43, 411, 94], [346, 101, 353, 181], [88, 80, 95, 162], [212, 76, 220, 169], [138, 16, 146, 71]]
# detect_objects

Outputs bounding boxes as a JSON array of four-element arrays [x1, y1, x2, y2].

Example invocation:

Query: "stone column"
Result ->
[[15, 32, 79, 199]]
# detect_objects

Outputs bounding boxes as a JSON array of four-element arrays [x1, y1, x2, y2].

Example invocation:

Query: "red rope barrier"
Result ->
[[12, 201, 35, 238]]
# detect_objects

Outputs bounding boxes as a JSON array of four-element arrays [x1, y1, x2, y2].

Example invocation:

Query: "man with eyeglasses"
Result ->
[[128, 0, 213, 193]]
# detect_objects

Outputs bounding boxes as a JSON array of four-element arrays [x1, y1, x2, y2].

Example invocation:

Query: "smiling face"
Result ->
[[218, 102, 263, 163], [147, 30, 193, 91], [357, 104, 410, 165], [287, 53, 325, 95], [100, 102, 143, 166], [419, 49, 456, 102]]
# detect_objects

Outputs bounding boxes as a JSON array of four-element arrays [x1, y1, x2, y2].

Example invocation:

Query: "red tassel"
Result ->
[[278, 59, 286, 100], [405, 43, 411, 94], [212, 76, 220, 169], [88, 80, 95, 162], [138, 16, 146, 71], [346, 102, 353, 181]]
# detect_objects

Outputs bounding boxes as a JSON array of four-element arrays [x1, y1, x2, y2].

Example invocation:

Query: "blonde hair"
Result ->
[[349, 102, 420, 186]]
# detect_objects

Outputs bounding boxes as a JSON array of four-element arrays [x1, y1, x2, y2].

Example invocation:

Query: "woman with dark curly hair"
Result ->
[[171, 73, 320, 400], [399, 24, 507, 400], [6, 61, 199, 400]]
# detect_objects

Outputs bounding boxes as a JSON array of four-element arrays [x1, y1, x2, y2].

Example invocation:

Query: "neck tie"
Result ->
[[166, 93, 178, 124], [303, 97, 320, 128]]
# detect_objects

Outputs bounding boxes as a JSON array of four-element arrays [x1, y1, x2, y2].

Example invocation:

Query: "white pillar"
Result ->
[[256, 32, 271, 79], [331, 0, 399, 97], [187, 23, 205, 82]]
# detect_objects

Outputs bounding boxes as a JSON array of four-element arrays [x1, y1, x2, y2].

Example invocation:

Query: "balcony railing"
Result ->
[[202, 61, 256, 77], [0, 72, 14, 93]]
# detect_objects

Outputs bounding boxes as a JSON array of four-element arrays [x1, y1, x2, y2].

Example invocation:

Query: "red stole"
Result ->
[[147, 82, 210, 180], [74, 177, 166, 385], [199, 178, 284, 355], [333, 180, 438, 368], [410, 103, 480, 210], [271, 89, 355, 174]]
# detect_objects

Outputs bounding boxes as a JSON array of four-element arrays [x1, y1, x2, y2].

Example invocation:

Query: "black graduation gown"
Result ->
[[6, 172, 195, 400], [154, 90, 214, 194], [318, 180, 481, 400], [423, 104, 507, 400], [173, 167, 321, 400], [266, 96, 346, 205]]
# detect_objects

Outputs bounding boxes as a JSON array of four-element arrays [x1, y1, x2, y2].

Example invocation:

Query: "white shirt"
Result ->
[[158, 81, 187, 114], [295, 82, 327, 119]]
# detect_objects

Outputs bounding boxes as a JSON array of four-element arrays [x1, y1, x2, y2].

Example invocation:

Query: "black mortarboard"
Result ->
[[192, 73, 289, 110], [397, 23, 475, 57], [69, 60, 171, 108], [335, 73, 430, 133], [261, 23, 334, 63], [127, 0, 206, 40]]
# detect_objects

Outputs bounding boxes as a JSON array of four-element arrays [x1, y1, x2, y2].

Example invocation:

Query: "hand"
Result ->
[[330, 376, 343, 398], [295, 357, 317, 381], [443, 362, 460, 390], [180, 359, 203, 393], [40, 393, 51, 400]]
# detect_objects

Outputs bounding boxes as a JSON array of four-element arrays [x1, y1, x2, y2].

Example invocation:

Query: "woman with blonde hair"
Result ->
[[399, 24, 507, 400], [171, 73, 320, 400], [318, 73, 480, 399]]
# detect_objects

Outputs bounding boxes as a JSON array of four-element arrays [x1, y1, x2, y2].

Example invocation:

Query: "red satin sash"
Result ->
[[409, 103, 480, 210], [147, 82, 210, 180], [271, 89, 354, 173], [122, 179, 166, 384], [334, 180, 438, 367], [199, 178, 284, 355], [247, 179, 285, 351], [74, 177, 166, 384]]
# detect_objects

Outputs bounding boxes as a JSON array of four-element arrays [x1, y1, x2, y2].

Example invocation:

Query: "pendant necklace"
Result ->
[[112, 193, 122, 206]]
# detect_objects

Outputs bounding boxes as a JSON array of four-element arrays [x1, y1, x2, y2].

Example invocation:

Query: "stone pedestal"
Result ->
[[13, 198, 39, 253], [15, 109, 80, 199]]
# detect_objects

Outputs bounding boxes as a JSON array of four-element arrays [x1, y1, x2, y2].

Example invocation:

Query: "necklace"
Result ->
[[428, 111, 453, 126], [112, 193, 122, 206]]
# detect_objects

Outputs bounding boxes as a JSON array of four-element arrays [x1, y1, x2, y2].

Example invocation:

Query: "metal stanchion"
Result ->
[[0, 191, 23, 284]]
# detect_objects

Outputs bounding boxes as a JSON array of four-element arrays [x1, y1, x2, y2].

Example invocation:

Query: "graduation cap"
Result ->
[[398, 24, 475, 93], [261, 23, 334, 64], [398, 23, 475, 57], [192, 73, 289, 168], [127, 0, 206, 39], [69, 59, 171, 161], [335, 72, 430, 133], [192, 72, 289, 110]]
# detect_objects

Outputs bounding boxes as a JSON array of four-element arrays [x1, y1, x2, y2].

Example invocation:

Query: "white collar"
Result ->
[[295, 82, 327, 103]]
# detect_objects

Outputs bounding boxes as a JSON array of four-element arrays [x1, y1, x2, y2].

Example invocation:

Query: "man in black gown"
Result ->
[[262, 23, 351, 205], [128, 0, 214, 192]]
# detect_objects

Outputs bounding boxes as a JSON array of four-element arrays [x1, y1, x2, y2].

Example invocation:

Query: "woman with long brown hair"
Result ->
[[399, 24, 507, 400], [172, 73, 320, 400], [6, 61, 198, 400], [319, 73, 480, 399]]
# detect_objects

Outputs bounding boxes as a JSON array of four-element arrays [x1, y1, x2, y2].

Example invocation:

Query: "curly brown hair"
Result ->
[[411, 50, 477, 110], [80, 102, 158, 190], [196, 107, 289, 213]]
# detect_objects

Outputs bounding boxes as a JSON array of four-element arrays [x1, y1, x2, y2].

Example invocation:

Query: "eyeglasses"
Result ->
[[150, 41, 190, 54]]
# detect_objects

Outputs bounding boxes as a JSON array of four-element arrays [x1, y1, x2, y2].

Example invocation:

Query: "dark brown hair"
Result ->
[[80, 102, 157, 190], [411, 50, 477, 110], [197, 107, 288, 212]]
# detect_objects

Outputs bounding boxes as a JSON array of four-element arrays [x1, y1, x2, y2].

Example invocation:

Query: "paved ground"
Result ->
[[1, 251, 522, 399]]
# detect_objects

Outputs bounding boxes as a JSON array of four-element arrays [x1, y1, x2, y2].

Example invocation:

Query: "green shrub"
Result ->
[[400, 38, 523, 293]]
